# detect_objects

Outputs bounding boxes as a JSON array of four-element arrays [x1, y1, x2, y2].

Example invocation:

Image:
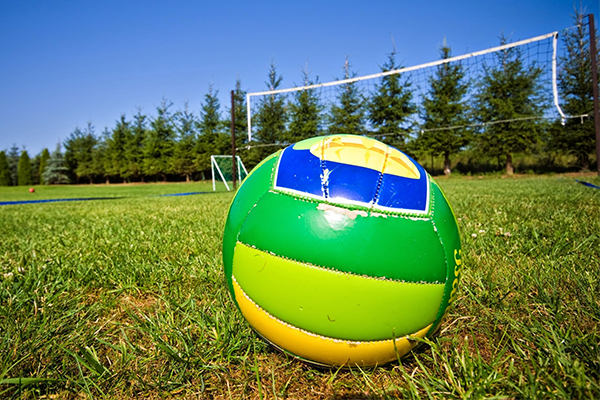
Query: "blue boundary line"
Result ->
[[576, 180, 600, 190], [0, 191, 209, 206]]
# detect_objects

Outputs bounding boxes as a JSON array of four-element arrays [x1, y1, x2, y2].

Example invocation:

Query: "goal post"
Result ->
[[211, 155, 249, 191]]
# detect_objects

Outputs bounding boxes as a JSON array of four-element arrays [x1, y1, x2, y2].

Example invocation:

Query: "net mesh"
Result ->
[[245, 31, 568, 150], [211, 155, 249, 191]]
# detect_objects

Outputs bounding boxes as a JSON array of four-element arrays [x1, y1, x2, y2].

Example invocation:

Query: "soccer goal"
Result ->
[[245, 31, 572, 146], [211, 155, 249, 191]]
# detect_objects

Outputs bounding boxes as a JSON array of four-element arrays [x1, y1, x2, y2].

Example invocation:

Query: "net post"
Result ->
[[589, 14, 600, 175], [231, 90, 238, 189], [246, 93, 252, 142]]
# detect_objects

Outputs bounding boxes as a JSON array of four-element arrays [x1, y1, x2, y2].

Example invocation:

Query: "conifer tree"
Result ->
[[253, 62, 287, 162], [92, 130, 109, 183], [143, 99, 176, 181], [173, 102, 198, 182], [416, 42, 470, 175], [551, 8, 599, 170], [126, 109, 147, 182], [104, 115, 130, 181], [228, 78, 248, 150], [38, 148, 50, 185], [42, 144, 70, 184], [195, 85, 226, 177], [64, 123, 97, 183], [17, 150, 33, 186], [329, 57, 366, 135], [368, 49, 416, 147], [7, 144, 19, 186], [0, 151, 11, 186], [287, 67, 324, 143], [474, 35, 545, 175]]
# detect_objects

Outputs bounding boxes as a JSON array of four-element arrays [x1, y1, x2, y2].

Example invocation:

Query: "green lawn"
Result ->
[[1, 175, 599, 399]]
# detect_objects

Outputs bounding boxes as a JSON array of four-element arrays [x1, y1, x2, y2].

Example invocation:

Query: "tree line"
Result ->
[[1, 11, 597, 186]]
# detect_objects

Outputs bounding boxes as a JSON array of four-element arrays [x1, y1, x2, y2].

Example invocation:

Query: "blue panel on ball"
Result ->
[[274, 142, 430, 214], [323, 160, 379, 205], [376, 164, 429, 213], [275, 146, 325, 199]]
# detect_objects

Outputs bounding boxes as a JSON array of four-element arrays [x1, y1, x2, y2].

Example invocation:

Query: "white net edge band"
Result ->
[[246, 31, 562, 142]]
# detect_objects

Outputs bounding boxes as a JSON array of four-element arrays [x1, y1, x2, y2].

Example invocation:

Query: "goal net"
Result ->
[[211, 155, 249, 191], [245, 31, 570, 149]]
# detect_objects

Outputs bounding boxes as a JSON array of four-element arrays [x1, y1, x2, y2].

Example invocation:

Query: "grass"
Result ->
[[0, 175, 599, 399]]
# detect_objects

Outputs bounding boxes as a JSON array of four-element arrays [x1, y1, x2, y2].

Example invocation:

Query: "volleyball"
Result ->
[[222, 135, 462, 366]]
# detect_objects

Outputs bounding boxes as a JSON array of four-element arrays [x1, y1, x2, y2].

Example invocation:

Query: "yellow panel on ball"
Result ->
[[233, 277, 432, 367]]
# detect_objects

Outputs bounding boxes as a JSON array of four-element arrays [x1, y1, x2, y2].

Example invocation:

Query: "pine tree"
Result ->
[[0, 151, 11, 186], [64, 123, 97, 183], [17, 150, 33, 186], [287, 67, 324, 143], [125, 109, 147, 182], [31, 152, 41, 185], [106, 115, 130, 182], [196, 85, 227, 176], [38, 148, 50, 184], [368, 49, 416, 147], [474, 35, 546, 175], [143, 99, 176, 181], [42, 144, 70, 184], [329, 56, 366, 135], [173, 102, 198, 182], [92, 130, 109, 182], [7, 144, 19, 186], [253, 62, 287, 162], [551, 8, 599, 170], [228, 78, 248, 150], [416, 42, 470, 175]]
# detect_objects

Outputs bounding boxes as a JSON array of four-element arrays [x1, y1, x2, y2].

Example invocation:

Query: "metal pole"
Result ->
[[588, 14, 600, 174], [231, 90, 238, 189]]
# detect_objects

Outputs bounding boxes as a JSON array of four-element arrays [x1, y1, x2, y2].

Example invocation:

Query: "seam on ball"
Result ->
[[235, 240, 443, 285], [266, 189, 432, 221]]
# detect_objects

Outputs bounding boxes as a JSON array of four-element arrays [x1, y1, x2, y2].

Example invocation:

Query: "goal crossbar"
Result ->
[[246, 31, 563, 141]]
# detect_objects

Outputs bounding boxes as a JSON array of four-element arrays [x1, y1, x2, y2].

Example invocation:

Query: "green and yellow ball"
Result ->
[[223, 135, 462, 367]]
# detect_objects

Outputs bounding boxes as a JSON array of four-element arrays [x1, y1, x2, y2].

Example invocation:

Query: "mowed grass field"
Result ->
[[1, 175, 599, 399]]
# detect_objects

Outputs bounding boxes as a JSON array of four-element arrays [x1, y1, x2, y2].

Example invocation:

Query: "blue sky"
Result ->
[[1, 0, 598, 156]]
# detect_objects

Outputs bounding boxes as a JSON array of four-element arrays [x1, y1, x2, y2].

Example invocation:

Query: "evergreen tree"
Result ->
[[173, 102, 198, 182], [253, 62, 287, 162], [42, 144, 70, 184], [551, 8, 599, 170], [17, 150, 33, 186], [287, 67, 324, 143], [64, 123, 97, 183], [368, 49, 416, 147], [31, 152, 41, 185], [474, 35, 545, 175], [125, 109, 147, 182], [106, 115, 130, 182], [329, 57, 366, 135], [196, 85, 227, 176], [143, 99, 176, 181], [38, 148, 50, 184], [7, 144, 19, 186], [92, 130, 109, 182], [0, 151, 11, 186], [416, 42, 470, 175], [228, 78, 248, 150]]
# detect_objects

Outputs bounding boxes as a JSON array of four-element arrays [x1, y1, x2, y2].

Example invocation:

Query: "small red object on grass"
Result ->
[[29, 188, 35, 193]]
